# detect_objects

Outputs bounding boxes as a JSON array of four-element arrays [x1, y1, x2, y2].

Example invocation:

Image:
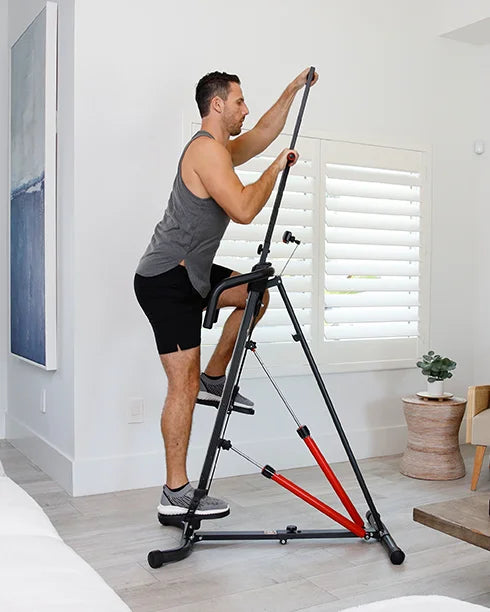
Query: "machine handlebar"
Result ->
[[203, 265, 274, 329]]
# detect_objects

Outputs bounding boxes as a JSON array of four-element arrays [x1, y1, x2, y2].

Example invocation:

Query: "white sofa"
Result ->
[[341, 596, 488, 611], [0, 459, 130, 611]]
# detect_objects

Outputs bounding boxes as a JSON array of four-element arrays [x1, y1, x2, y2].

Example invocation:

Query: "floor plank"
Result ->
[[1, 442, 489, 611]]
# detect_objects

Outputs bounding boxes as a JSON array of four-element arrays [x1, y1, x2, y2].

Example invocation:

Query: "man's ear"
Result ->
[[211, 96, 224, 114]]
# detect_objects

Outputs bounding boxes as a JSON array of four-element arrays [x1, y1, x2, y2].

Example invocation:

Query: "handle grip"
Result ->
[[203, 266, 274, 329], [259, 66, 315, 264]]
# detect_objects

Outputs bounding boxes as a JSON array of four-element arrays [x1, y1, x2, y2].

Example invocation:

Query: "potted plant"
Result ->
[[416, 350, 457, 396], [400, 350, 465, 481]]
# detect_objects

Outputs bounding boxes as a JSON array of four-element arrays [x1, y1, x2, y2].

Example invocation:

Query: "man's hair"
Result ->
[[195, 71, 241, 118]]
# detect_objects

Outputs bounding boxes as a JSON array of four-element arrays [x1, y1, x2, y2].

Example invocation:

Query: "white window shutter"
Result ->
[[190, 122, 429, 373], [321, 140, 427, 369], [202, 134, 319, 348]]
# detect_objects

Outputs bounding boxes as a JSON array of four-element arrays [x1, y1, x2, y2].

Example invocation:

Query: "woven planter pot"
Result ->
[[400, 396, 466, 480]]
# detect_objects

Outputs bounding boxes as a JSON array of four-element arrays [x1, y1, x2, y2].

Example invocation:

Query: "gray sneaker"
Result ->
[[158, 483, 230, 519], [197, 373, 254, 410]]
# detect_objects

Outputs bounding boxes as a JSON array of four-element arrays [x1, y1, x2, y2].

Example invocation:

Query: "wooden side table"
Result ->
[[400, 395, 466, 480]]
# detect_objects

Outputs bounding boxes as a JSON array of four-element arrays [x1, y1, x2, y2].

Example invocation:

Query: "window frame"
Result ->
[[315, 136, 431, 373], [187, 121, 431, 378]]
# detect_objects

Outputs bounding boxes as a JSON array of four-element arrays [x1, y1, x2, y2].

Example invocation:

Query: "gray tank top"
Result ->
[[136, 131, 230, 297]]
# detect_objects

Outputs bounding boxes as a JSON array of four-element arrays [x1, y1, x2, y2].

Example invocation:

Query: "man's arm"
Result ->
[[195, 139, 297, 224], [227, 68, 318, 167]]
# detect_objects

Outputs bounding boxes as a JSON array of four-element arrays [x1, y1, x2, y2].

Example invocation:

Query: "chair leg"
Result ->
[[470, 445, 487, 491]]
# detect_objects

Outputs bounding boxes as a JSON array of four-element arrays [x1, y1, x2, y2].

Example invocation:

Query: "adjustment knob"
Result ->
[[282, 231, 300, 245]]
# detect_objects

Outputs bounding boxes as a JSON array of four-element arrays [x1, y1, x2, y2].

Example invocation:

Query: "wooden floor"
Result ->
[[1, 440, 489, 611]]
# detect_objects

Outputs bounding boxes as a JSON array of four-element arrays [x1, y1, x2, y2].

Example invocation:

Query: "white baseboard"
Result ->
[[72, 424, 407, 497], [0, 410, 5, 439], [5, 414, 73, 493], [3, 412, 408, 496], [3, 416, 471, 497]]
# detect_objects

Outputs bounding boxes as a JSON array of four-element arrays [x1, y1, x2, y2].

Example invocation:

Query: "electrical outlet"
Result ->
[[128, 397, 144, 424], [41, 389, 47, 414]]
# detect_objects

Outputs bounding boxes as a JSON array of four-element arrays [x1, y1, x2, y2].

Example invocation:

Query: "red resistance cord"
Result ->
[[263, 427, 367, 538], [302, 434, 365, 528], [270, 472, 366, 539]]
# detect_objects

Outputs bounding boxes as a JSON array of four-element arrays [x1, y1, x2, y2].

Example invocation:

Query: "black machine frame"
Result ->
[[148, 68, 405, 569]]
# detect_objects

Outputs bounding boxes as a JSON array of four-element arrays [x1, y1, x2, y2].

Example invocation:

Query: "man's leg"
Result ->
[[158, 344, 231, 518], [160, 346, 200, 489], [205, 272, 270, 377]]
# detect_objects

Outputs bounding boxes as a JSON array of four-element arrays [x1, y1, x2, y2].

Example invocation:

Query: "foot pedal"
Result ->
[[230, 405, 255, 415], [197, 398, 254, 415], [158, 508, 229, 526], [158, 514, 187, 528]]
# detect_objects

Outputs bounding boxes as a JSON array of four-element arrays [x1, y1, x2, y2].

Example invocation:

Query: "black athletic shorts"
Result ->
[[134, 264, 233, 355]]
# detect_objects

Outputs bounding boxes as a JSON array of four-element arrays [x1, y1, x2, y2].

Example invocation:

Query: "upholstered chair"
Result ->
[[466, 385, 490, 490]]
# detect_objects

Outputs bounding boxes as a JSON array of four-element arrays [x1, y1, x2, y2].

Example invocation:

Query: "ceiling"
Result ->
[[441, 17, 490, 45]]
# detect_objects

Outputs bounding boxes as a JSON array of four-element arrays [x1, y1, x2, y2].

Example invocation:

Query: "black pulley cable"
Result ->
[[230, 446, 262, 470], [258, 67, 316, 265], [279, 230, 302, 276], [279, 244, 300, 276], [251, 348, 302, 427]]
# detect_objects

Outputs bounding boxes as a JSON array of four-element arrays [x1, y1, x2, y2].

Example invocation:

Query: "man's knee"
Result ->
[[167, 371, 200, 398], [163, 353, 200, 399]]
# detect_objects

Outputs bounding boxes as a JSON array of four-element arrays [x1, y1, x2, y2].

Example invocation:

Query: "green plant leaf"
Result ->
[[417, 351, 456, 379]]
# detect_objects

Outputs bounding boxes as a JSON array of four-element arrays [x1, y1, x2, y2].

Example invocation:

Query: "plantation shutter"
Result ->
[[190, 122, 429, 372], [321, 140, 427, 367], [202, 133, 319, 348]]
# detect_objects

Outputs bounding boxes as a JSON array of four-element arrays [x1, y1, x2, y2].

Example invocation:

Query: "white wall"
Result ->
[[473, 51, 490, 384], [0, 0, 8, 438], [4, 0, 489, 495], [6, 0, 75, 490], [69, 0, 488, 495], [436, 0, 490, 36]]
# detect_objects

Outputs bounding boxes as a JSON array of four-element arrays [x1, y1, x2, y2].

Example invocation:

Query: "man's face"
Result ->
[[222, 82, 249, 136]]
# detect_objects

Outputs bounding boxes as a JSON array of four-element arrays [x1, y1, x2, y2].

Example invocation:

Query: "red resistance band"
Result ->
[[303, 434, 365, 528], [263, 428, 366, 539]]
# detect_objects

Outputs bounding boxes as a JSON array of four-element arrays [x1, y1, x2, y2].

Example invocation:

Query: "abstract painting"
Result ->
[[10, 2, 57, 369]]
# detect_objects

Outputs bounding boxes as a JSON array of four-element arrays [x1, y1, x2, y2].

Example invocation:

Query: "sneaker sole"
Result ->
[[157, 504, 230, 519], [197, 390, 254, 410]]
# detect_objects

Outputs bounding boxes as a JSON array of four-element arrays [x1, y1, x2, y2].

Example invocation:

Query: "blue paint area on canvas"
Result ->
[[10, 174, 46, 365]]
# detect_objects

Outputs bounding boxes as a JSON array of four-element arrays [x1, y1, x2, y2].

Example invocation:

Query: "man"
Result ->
[[134, 67, 318, 519]]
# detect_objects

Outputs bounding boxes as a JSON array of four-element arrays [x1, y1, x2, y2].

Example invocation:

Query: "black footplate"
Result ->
[[158, 507, 230, 527], [196, 397, 255, 415]]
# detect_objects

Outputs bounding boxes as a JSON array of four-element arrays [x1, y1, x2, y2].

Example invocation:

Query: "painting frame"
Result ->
[[9, 2, 58, 370]]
